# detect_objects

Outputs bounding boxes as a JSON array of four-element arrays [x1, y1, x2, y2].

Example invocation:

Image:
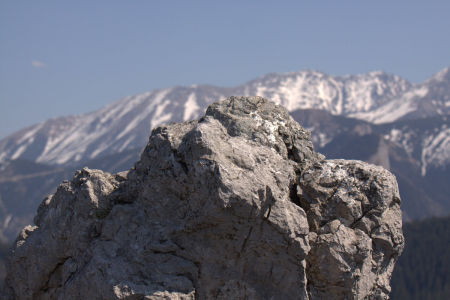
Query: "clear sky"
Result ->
[[1, 0, 449, 138]]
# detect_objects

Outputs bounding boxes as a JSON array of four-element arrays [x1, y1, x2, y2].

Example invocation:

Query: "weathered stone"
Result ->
[[298, 160, 404, 299], [2, 96, 404, 299]]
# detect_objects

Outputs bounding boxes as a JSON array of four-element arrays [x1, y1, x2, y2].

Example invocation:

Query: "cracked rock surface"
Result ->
[[2, 96, 404, 299]]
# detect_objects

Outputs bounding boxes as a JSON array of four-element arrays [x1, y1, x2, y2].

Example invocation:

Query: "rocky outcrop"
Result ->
[[2, 96, 404, 299]]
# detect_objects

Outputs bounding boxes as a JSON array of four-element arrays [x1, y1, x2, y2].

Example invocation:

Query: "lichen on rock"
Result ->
[[2, 96, 404, 299]]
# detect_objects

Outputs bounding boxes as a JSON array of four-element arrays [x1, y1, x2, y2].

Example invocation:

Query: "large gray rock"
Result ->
[[2, 96, 404, 299]]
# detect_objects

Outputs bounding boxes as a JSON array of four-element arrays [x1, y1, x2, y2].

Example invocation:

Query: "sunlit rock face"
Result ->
[[2, 96, 404, 300]]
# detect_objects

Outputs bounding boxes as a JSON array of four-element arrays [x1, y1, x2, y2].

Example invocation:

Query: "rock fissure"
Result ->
[[37, 256, 73, 297], [239, 226, 254, 256], [289, 179, 302, 207], [350, 205, 374, 230]]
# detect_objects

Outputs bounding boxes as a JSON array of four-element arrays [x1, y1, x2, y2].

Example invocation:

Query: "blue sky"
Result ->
[[1, 1, 449, 138]]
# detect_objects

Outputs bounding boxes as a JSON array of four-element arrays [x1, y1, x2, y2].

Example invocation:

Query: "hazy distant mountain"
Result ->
[[0, 68, 448, 170]]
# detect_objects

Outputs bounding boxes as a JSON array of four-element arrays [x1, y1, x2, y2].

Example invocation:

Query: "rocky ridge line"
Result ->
[[2, 96, 404, 299]]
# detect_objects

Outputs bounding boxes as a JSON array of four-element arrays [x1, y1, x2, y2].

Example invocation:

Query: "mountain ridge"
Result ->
[[1, 67, 448, 168]]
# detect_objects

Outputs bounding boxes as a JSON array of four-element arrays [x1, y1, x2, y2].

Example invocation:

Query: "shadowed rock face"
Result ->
[[2, 96, 404, 300]]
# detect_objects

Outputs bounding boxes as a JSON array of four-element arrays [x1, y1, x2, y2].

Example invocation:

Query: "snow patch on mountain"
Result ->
[[351, 86, 428, 124], [386, 129, 414, 156], [420, 126, 450, 175], [183, 93, 200, 121]]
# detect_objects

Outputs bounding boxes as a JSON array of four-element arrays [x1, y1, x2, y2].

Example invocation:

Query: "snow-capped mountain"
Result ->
[[0, 67, 449, 172]]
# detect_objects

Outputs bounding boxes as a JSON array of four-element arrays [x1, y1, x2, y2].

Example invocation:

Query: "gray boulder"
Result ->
[[2, 96, 404, 299]]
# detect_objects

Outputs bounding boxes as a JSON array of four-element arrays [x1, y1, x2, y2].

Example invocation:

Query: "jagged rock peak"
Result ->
[[3, 96, 404, 299]]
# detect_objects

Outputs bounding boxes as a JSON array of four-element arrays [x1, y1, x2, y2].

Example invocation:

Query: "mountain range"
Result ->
[[0, 67, 449, 242]]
